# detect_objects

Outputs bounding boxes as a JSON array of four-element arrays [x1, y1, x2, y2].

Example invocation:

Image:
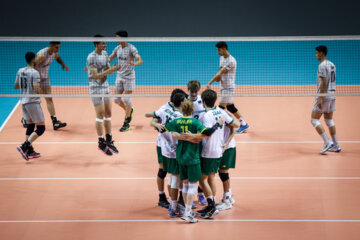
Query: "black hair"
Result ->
[[170, 88, 188, 100], [216, 41, 228, 50], [25, 52, 36, 64], [315, 45, 328, 56], [201, 89, 217, 108], [93, 34, 104, 46], [116, 30, 128, 37], [171, 93, 185, 108], [50, 41, 60, 45]]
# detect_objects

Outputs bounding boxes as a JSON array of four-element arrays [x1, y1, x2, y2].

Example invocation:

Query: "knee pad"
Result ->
[[219, 172, 229, 182], [187, 183, 197, 195], [325, 119, 335, 127], [182, 182, 189, 194], [311, 119, 321, 128], [157, 168, 167, 179], [35, 125, 45, 136], [26, 123, 35, 136], [218, 105, 225, 110], [226, 104, 238, 113], [170, 175, 180, 189], [123, 97, 132, 106], [114, 97, 123, 104]]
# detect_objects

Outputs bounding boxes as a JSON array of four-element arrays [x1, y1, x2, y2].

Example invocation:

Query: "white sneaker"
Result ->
[[215, 198, 225, 206], [320, 142, 333, 154], [216, 198, 232, 211], [230, 195, 235, 205], [181, 215, 198, 223], [328, 144, 341, 152]]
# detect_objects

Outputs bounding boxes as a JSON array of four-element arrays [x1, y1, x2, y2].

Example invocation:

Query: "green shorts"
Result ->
[[179, 164, 202, 183], [219, 148, 236, 170], [163, 156, 179, 174], [200, 157, 221, 175], [157, 146, 163, 164]]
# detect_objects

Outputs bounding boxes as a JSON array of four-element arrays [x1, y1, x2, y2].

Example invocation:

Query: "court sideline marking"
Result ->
[[0, 100, 20, 133], [0, 140, 359, 144], [0, 219, 359, 223], [1, 177, 360, 181]]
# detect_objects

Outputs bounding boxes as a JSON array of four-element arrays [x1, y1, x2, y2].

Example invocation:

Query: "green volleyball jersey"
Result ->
[[165, 117, 207, 166]]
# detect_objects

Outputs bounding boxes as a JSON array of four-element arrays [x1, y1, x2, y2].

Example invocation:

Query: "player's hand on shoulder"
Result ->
[[217, 117, 225, 126]]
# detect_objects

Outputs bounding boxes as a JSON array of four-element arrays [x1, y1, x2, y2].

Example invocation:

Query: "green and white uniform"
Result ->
[[165, 117, 207, 182], [154, 105, 183, 174], [154, 102, 173, 164], [200, 106, 233, 175]]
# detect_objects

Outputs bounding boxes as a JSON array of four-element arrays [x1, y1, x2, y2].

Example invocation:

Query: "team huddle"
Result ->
[[14, 34, 341, 222]]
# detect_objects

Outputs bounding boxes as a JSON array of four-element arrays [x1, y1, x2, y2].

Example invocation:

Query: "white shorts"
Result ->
[[22, 103, 45, 124], [220, 88, 235, 104], [115, 77, 135, 92], [90, 86, 111, 105], [313, 98, 336, 113]]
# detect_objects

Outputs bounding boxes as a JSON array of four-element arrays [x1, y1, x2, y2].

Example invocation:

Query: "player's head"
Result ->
[[25, 52, 36, 66], [181, 100, 194, 117], [216, 41, 228, 56], [171, 92, 186, 108], [49, 41, 60, 53], [170, 88, 188, 101], [315, 45, 327, 61], [187, 80, 201, 100], [93, 34, 106, 50], [201, 89, 217, 108], [116, 30, 128, 45]]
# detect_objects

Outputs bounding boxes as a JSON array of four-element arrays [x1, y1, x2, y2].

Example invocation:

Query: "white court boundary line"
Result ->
[[0, 140, 359, 145], [0, 219, 359, 223], [0, 100, 20, 133], [1, 177, 360, 181]]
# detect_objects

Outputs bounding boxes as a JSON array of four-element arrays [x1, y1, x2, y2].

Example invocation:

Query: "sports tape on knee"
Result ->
[[325, 119, 335, 127], [171, 175, 180, 189], [187, 183, 197, 195], [182, 183, 189, 194], [104, 117, 111, 121], [96, 118, 103, 123], [311, 119, 320, 128], [168, 174, 173, 186]]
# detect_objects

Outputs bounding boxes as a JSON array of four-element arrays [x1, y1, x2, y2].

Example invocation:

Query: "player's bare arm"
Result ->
[[130, 54, 143, 66], [222, 126, 235, 154], [150, 118, 165, 132], [90, 63, 120, 81], [318, 76, 327, 109], [207, 67, 229, 88], [33, 82, 41, 94], [55, 54, 69, 71]]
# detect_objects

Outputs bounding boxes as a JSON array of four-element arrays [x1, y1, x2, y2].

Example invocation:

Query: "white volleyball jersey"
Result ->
[[16, 67, 41, 104], [154, 105, 183, 159], [317, 60, 336, 100], [200, 106, 233, 158], [35, 47, 55, 79], [86, 50, 110, 88], [190, 95, 205, 119], [219, 55, 237, 89], [112, 43, 138, 79]]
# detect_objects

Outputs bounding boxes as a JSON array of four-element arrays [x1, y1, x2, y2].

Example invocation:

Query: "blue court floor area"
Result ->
[[0, 98, 19, 129]]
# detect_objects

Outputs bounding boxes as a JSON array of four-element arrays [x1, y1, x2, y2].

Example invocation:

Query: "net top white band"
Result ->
[[1, 36, 360, 42]]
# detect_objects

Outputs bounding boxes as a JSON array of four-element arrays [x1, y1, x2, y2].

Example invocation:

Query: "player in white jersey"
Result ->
[[109, 30, 143, 132], [311, 45, 340, 154], [145, 89, 188, 209], [15, 52, 46, 161], [34, 42, 69, 130], [186, 80, 207, 206], [216, 122, 236, 211], [197, 89, 240, 218], [87, 35, 121, 156], [207, 41, 249, 134]]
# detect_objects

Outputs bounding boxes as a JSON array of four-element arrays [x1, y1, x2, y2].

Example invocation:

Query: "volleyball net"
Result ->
[[1, 36, 360, 98]]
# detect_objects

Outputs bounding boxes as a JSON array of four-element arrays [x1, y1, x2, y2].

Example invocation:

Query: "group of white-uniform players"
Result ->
[[15, 36, 341, 222]]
